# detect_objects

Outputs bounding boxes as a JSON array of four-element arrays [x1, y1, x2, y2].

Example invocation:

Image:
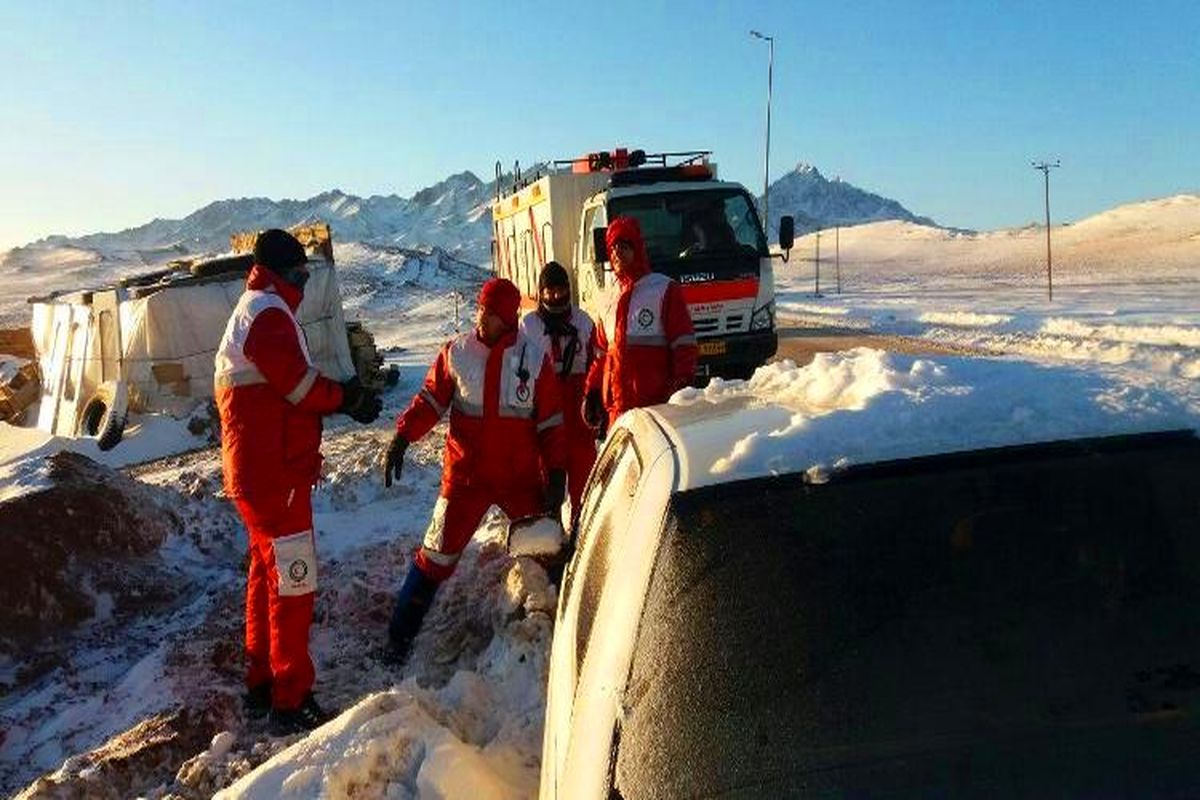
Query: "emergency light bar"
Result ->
[[552, 148, 712, 174], [608, 164, 714, 187]]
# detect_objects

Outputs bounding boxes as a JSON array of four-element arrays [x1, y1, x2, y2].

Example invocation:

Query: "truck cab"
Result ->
[[575, 172, 781, 379], [491, 149, 793, 381]]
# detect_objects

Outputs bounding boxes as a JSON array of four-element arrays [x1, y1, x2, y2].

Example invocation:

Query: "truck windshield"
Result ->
[[614, 432, 1200, 799], [608, 188, 767, 278]]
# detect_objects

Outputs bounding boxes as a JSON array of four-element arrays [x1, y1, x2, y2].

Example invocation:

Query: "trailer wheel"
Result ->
[[80, 380, 129, 451]]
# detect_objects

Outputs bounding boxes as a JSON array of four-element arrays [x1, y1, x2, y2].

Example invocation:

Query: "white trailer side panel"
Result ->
[[491, 172, 608, 302]]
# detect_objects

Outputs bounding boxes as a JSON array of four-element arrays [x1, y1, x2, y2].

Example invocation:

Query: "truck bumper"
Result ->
[[696, 330, 778, 380]]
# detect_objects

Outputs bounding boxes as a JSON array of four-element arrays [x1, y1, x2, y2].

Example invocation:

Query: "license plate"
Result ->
[[699, 340, 727, 356]]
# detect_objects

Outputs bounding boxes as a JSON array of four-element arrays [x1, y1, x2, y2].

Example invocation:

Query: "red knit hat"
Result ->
[[478, 278, 521, 328], [605, 216, 650, 281]]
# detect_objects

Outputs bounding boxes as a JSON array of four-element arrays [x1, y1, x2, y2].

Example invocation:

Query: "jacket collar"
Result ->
[[246, 264, 303, 312], [476, 327, 519, 350]]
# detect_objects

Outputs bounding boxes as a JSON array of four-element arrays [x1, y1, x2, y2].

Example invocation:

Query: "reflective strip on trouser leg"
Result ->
[[273, 529, 318, 596], [414, 492, 497, 582], [416, 496, 461, 581]]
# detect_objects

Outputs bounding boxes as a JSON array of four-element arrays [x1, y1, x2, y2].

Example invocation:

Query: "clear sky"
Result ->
[[1, 0, 1196, 250]]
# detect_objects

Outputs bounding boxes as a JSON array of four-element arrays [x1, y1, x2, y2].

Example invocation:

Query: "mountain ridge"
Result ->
[[5, 161, 937, 268]]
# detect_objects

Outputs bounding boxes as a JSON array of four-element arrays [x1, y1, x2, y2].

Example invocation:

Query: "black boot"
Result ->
[[268, 692, 335, 736], [385, 563, 438, 665], [242, 681, 272, 719]]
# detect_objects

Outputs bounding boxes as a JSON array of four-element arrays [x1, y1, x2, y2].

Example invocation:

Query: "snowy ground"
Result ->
[[775, 195, 1200, 388], [0, 195, 1197, 797]]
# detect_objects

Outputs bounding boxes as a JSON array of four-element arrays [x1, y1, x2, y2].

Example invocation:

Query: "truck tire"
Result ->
[[79, 380, 129, 451]]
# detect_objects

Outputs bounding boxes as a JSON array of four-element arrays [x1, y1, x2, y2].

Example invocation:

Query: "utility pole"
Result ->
[[835, 225, 841, 294], [750, 30, 774, 231], [814, 229, 821, 296], [1032, 159, 1060, 301]]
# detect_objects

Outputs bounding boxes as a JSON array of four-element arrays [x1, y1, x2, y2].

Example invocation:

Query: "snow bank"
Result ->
[[670, 349, 1200, 486], [918, 310, 1012, 327], [217, 556, 556, 800]]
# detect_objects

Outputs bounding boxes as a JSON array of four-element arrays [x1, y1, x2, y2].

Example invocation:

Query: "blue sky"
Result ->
[[1, 0, 1196, 249]]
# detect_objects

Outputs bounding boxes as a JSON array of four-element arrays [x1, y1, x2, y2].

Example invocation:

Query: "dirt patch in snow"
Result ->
[[0, 452, 185, 662], [14, 698, 240, 800]]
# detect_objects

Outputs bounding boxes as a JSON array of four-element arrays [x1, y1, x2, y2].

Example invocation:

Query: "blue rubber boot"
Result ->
[[385, 562, 438, 665]]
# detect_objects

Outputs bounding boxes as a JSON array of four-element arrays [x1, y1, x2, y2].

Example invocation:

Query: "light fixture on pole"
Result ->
[[1032, 159, 1061, 301], [750, 30, 774, 232]]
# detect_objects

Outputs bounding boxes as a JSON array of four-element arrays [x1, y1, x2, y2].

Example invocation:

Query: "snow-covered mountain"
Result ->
[[763, 163, 936, 236], [4, 171, 497, 270], [3, 161, 929, 275]]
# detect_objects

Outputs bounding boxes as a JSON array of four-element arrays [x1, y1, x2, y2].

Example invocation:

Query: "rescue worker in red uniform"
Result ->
[[381, 278, 566, 663], [519, 261, 597, 528], [583, 216, 698, 430], [215, 229, 381, 734]]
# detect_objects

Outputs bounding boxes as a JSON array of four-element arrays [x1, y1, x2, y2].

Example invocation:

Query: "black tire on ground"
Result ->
[[80, 380, 129, 451]]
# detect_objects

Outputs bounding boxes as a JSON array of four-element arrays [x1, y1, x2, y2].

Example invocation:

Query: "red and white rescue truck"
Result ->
[[490, 148, 795, 380]]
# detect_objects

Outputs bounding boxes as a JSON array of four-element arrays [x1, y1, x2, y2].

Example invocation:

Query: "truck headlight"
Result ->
[[751, 301, 774, 330]]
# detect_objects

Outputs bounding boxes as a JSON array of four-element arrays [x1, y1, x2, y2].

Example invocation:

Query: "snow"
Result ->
[[0, 353, 28, 383], [0, 189, 1196, 797], [217, 553, 555, 800], [669, 348, 1200, 487], [0, 413, 203, 502], [507, 516, 566, 558]]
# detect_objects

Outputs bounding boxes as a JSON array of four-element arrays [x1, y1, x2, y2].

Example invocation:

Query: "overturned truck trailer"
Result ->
[[28, 223, 357, 449]]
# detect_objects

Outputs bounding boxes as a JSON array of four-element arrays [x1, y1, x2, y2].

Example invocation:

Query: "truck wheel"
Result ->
[[79, 380, 129, 451]]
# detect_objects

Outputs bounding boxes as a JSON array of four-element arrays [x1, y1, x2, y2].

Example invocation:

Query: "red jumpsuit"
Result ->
[[215, 265, 343, 710], [394, 326, 566, 581], [519, 307, 598, 524], [586, 217, 699, 426]]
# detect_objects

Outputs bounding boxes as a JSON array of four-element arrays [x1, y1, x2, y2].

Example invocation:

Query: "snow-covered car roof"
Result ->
[[643, 348, 1200, 492]]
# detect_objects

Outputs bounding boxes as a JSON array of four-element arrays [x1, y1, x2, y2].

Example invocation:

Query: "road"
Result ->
[[773, 323, 984, 367]]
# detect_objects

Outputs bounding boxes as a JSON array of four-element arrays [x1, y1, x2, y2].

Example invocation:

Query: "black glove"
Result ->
[[339, 378, 382, 424], [384, 433, 408, 487], [582, 389, 605, 430], [545, 468, 567, 514]]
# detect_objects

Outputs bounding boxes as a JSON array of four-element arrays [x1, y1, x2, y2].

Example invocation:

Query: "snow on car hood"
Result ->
[[662, 348, 1200, 489]]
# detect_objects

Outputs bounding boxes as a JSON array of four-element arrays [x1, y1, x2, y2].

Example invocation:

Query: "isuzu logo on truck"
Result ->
[[489, 147, 795, 381]]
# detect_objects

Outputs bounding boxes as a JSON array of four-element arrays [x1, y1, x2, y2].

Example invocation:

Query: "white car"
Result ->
[[541, 353, 1200, 799]]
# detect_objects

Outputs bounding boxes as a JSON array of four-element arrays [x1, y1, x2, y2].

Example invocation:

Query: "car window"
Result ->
[[568, 429, 642, 679], [613, 433, 1200, 798]]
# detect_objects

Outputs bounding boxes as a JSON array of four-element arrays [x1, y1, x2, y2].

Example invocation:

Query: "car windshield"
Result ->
[[608, 188, 767, 279], [613, 432, 1200, 799]]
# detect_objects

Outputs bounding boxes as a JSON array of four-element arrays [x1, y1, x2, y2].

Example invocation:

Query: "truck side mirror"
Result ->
[[779, 215, 795, 251], [592, 227, 608, 266]]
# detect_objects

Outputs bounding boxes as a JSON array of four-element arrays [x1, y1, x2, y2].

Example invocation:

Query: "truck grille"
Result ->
[[693, 313, 749, 336]]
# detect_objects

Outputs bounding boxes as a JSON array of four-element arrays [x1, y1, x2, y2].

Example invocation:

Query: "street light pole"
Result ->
[[835, 225, 841, 294], [750, 30, 774, 232], [814, 229, 821, 296], [1032, 159, 1060, 301]]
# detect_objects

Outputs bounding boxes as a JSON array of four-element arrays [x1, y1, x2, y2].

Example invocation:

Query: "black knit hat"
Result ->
[[253, 229, 307, 274], [538, 261, 570, 292]]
